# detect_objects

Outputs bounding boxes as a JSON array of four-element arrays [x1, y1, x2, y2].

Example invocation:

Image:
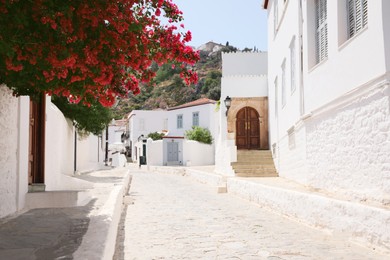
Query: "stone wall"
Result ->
[[305, 84, 390, 205], [0, 85, 18, 217], [278, 83, 390, 205]]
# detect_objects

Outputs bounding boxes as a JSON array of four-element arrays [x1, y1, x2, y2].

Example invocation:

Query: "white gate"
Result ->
[[167, 142, 179, 162]]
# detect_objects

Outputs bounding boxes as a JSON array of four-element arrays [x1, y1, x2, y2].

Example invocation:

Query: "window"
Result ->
[[290, 38, 296, 93], [192, 112, 199, 126], [274, 0, 279, 35], [348, 0, 368, 38], [177, 114, 183, 129], [315, 0, 328, 64], [281, 61, 286, 107], [138, 118, 145, 131], [163, 118, 168, 130], [274, 77, 278, 117]]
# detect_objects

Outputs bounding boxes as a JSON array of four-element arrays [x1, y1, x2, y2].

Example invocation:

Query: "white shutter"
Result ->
[[348, 0, 368, 38], [362, 0, 368, 28], [290, 40, 296, 93], [316, 0, 328, 63]]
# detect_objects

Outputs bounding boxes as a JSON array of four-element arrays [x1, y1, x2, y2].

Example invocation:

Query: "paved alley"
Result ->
[[114, 170, 387, 260]]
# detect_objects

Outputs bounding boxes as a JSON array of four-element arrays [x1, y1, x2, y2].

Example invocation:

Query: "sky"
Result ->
[[174, 0, 268, 51]]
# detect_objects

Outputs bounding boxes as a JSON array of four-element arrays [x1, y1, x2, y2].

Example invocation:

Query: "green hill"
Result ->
[[111, 42, 238, 119]]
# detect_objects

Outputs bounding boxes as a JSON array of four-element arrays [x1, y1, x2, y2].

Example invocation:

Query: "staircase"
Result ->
[[231, 150, 278, 177]]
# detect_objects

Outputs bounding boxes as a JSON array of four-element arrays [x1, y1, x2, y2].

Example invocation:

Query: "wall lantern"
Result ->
[[224, 96, 232, 116]]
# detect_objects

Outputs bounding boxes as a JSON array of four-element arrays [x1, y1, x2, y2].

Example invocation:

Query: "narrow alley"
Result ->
[[113, 170, 386, 260]]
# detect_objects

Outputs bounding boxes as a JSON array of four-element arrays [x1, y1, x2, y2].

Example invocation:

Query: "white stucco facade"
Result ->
[[215, 52, 269, 176], [266, 0, 390, 205], [128, 110, 168, 162], [167, 101, 218, 140], [0, 85, 29, 218], [45, 95, 104, 191], [0, 86, 105, 217], [129, 99, 218, 166]]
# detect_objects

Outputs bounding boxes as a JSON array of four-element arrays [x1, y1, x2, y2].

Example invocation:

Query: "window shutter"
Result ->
[[316, 0, 328, 63], [348, 0, 368, 38], [362, 0, 368, 28]]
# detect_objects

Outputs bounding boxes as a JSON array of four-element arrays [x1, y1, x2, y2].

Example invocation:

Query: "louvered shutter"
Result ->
[[316, 0, 328, 63], [348, 0, 368, 38]]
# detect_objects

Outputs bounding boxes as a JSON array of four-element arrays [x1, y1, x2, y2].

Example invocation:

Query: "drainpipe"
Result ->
[[299, 0, 305, 116], [105, 125, 109, 166], [74, 127, 77, 174]]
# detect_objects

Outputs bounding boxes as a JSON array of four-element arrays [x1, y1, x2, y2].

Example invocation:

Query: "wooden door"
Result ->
[[28, 96, 46, 184], [236, 107, 260, 150]]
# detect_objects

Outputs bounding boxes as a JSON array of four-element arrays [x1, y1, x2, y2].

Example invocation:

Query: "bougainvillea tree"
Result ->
[[0, 0, 199, 107]]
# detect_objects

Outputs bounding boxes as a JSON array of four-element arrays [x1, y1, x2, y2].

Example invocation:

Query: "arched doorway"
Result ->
[[236, 107, 260, 150]]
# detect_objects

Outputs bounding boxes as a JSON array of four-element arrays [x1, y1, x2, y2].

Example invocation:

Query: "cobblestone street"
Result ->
[[114, 170, 386, 260]]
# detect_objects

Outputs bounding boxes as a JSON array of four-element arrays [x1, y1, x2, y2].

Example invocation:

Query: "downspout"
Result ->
[[105, 125, 109, 166], [74, 128, 77, 174], [299, 0, 305, 116]]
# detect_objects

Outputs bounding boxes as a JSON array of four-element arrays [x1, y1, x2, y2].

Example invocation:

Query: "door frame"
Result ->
[[28, 95, 46, 184], [226, 97, 269, 150]]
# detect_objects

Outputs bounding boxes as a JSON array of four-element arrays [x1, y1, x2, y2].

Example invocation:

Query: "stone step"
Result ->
[[232, 165, 276, 171], [233, 159, 275, 165], [25, 190, 91, 210], [235, 172, 279, 177], [234, 169, 278, 175]]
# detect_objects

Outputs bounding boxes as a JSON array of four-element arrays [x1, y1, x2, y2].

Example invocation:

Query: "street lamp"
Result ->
[[224, 96, 232, 116]]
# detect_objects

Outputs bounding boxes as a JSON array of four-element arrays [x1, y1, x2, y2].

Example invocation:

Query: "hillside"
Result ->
[[111, 42, 238, 119]]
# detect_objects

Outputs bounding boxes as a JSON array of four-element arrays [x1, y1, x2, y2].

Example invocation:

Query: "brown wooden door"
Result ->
[[28, 96, 46, 184], [236, 107, 260, 150]]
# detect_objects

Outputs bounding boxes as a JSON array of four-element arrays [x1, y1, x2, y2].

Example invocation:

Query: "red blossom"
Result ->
[[0, 0, 199, 107]]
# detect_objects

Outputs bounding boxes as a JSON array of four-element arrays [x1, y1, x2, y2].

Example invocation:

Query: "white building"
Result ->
[[0, 85, 104, 218], [128, 98, 218, 166], [167, 98, 218, 140], [265, 0, 390, 206], [215, 52, 269, 175], [127, 109, 168, 162]]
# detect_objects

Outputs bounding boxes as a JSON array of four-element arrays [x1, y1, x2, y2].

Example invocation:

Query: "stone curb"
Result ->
[[73, 169, 131, 260]]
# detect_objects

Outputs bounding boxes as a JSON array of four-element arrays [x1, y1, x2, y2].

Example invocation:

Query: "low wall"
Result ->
[[147, 139, 163, 166], [183, 140, 214, 166]]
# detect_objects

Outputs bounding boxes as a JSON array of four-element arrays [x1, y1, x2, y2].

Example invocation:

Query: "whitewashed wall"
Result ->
[[162, 138, 183, 166], [183, 140, 214, 166], [304, 84, 390, 204], [167, 103, 218, 139], [146, 138, 214, 167], [267, 0, 390, 205], [222, 52, 267, 76], [385, 0, 390, 70], [77, 134, 104, 173], [45, 97, 99, 190], [0, 85, 20, 217], [128, 110, 167, 161], [146, 139, 163, 166], [304, 1, 387, 113], [216, 52, 268, 176]]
